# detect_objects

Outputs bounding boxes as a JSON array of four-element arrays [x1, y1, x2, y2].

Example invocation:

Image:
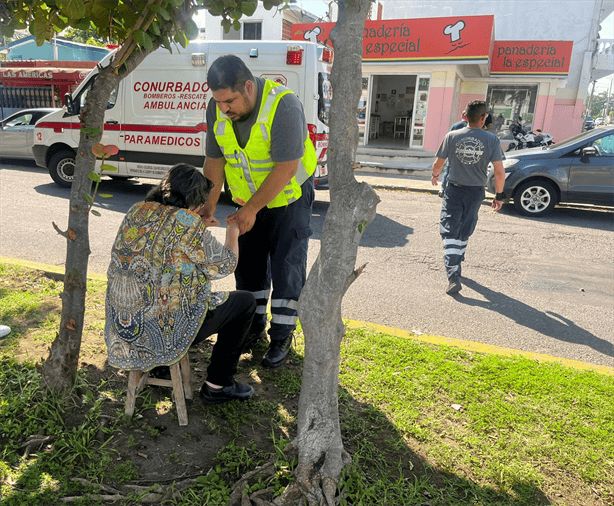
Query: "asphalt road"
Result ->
[[2, 160, 613, 369]]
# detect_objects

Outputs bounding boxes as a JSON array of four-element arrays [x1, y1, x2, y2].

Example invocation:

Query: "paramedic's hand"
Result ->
[[199, 201, 218, 224], [192, 204, 220, 226], [491, 199, 503, 212], [227, 206, 257, 235]]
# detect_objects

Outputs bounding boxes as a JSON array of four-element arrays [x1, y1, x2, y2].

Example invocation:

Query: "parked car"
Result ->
[[583, 116, 595, 131], [487, 126, 614, 217], [0, 108, 60, 160]]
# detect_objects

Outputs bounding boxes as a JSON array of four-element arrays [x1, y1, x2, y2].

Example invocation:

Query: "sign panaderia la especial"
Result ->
[[292, 15, 494, 62], [490, 41, 573, 76]]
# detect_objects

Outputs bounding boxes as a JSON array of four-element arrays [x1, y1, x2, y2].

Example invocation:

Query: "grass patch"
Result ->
[[0, 263, 612, 505]]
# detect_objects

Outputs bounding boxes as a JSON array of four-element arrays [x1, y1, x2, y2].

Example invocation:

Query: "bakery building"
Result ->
[[293, 15, 582, 151], [289, 0, 612, 151]]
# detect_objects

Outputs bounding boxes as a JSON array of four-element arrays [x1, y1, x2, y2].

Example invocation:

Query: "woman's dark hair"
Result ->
[[145, 164, 213, 209]]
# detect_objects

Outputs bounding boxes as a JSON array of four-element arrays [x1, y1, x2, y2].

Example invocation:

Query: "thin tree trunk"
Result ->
[[282, 1, 379, 504], [41, 51, 150, 392]]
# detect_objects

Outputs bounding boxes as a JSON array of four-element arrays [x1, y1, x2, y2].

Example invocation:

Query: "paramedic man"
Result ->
[[431, 100, 506, 296], [200, 54, 316, 369]]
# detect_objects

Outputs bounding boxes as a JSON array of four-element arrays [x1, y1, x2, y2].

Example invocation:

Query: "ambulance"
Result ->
[[33, 40, 333, 190]]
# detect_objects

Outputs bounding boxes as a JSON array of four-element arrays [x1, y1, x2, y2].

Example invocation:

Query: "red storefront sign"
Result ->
[[292, 15, 494, 62], [490, 41, 573, 76]]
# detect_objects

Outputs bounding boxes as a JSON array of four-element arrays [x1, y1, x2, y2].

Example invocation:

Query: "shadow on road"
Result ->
[[311, 199, 414, 248], [456, 278, 614, 359]]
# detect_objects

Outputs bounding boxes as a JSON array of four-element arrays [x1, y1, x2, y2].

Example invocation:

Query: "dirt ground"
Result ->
[[12, 270, 303, 489]]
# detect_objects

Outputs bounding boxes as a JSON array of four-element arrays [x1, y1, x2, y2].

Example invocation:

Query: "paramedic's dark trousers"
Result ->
[[235, 176, 314, 342], [439, 184, 484, 281]]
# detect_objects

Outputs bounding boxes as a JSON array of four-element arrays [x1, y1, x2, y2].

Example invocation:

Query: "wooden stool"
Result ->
[[124, 353, 193, 426]]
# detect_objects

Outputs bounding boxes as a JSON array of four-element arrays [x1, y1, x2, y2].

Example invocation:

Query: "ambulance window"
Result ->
[[318, 73, 331, 126], [78, 76, 118, 110]]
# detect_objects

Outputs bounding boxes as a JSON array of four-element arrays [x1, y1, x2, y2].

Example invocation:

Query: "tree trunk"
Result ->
[[283, 1, 379, 504], [41, 51, 151, 392]]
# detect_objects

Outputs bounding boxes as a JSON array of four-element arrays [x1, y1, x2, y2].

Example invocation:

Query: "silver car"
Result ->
[[0, 108, 60, 160], [487, 126, 614, 217]]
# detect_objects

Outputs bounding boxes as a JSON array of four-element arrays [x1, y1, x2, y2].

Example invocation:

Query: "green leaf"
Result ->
[[150, 20, 161, 36], [98, 194, 113, 198], [157, 6, 171, 20], [358, 220, 368, 233], [240, 0, 258, 17], [174, 31, 188, 48], [133, 30, 153, 50], [81, 127, 100, 137], [57, 0, 86, 20], [90, 209, 101, 217], [82, 193, 93, 203], [100, 164, 117, 172], [184, 19, 199, 40], [88, 171, 102, 183]]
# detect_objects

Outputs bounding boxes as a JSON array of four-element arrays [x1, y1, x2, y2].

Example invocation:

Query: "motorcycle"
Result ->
[[506, 122, 554, 151]]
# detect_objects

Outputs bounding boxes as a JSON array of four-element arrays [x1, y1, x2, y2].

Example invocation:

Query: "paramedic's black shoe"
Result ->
[[243, 330, 267, 352], [199, 380, 254, 405], [446, 279, 462, 295], [261, 335, 292, 368]]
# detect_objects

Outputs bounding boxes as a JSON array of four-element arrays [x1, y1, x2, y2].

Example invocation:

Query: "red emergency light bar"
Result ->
[[286, 46, 303, 65]]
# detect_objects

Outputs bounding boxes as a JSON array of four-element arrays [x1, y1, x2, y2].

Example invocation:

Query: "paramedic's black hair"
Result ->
[[465, 100, 488, 124], [145, 164, 213, 209], [207, 54, 255, 93]]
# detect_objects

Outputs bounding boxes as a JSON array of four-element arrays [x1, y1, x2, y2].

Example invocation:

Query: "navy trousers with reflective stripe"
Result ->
[[439, 184, 485, 281], [235, 176, 314, 341]]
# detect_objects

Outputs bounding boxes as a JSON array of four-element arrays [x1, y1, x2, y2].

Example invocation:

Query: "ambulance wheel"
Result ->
[[49, 150, 76, 188]]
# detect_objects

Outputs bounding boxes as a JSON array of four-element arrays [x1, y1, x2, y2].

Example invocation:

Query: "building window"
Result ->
[[243, 22, 262, 40], [486, 84, 538, 140]]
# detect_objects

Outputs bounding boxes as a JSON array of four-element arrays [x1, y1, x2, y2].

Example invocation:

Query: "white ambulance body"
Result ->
[[33, 40, 332, 189]]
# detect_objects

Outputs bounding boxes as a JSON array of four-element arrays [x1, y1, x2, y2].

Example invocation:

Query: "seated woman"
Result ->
[[104, 163, 256, 405]]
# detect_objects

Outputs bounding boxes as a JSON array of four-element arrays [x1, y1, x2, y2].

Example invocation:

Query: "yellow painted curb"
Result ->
[[0, 256, 107, 282], [345, 320, 614, 377]]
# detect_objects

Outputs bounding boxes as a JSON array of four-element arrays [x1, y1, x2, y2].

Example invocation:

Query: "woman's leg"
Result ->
[[193, 291, 256, 387]]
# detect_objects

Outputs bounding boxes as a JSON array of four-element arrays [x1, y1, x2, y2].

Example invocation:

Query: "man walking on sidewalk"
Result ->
[[431, 100, 506, 295]]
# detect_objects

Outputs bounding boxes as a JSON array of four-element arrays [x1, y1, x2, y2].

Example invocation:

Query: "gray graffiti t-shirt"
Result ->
[[436, 127, 503, 187]]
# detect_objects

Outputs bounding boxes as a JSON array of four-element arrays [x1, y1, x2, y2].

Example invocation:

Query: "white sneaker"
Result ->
[[0, 325, 11, 338]]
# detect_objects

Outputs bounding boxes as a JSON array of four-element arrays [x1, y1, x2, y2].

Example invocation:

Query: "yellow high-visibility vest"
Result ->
[[214, 79, 316, 208]]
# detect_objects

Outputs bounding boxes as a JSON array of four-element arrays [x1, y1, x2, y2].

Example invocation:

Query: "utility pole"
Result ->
[[606, 77, 613, 123], [585, 80, 596, 130]]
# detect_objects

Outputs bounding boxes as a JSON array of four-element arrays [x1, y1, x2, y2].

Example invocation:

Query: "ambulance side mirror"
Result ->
[[64, 94, 75, 114]]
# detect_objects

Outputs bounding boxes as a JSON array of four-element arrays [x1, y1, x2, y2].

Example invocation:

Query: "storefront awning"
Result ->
[[292, 15, 495, 65], [0, 67, 91, 86]]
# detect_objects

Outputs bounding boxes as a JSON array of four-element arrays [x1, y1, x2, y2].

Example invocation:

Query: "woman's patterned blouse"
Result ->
[[104, 201, 237, 371]]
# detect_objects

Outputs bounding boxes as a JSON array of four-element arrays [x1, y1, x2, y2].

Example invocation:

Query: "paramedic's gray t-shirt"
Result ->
[[436, 127, 503, 187], [205, 77, 307, 163]]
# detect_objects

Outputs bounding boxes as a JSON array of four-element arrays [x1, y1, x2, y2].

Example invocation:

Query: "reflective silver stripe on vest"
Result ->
[[295, 158, 311, 185], [216, 121, 226, 136], [236, 150, 257, 194], [258, 85, 289, 123], [260, 123, 269, 142], [259, 84, 312, 186]]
